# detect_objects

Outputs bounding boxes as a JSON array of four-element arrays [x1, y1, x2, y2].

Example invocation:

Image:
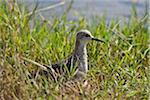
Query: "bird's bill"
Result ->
[[92, 38, 105, 43]]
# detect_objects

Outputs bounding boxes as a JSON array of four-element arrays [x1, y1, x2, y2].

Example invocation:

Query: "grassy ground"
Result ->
[[0, 1, 149, 99]]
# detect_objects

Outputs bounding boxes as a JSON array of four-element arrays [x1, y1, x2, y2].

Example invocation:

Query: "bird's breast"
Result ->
[[77, 52, 88, 73]]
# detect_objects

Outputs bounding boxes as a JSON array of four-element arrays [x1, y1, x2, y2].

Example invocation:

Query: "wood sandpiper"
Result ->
[[44, 29, 105, 79]]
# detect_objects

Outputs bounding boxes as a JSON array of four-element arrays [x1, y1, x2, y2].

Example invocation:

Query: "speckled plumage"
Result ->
[[43, 30, 105, 79]]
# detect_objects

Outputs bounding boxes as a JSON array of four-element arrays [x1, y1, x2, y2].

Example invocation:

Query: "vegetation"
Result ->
[[0, 0, 149, 99]]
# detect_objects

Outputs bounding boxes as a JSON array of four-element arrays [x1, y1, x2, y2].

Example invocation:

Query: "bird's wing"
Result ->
[[51, 54, 78, 73]]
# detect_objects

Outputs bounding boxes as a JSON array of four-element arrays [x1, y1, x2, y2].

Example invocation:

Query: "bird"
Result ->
[[43, 29, 105, 79]]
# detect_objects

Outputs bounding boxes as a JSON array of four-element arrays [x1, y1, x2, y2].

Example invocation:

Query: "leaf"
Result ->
[[127, 90, 138, 97]]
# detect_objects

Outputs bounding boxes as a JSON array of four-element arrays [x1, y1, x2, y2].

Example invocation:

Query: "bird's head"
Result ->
[[76, 29, 105, 44]]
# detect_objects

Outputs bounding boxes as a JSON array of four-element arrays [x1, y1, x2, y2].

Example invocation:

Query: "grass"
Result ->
[[0, 0, 149, 99]]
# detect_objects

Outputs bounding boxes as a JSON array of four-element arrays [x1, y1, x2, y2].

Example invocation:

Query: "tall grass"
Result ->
[[0, 0, 149, 99]]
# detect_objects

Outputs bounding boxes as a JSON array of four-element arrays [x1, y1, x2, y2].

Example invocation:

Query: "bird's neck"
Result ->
[[74, 40, 88, 73]]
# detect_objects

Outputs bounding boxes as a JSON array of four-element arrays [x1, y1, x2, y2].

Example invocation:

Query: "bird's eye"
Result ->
[[85, 34, 90, 37]]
